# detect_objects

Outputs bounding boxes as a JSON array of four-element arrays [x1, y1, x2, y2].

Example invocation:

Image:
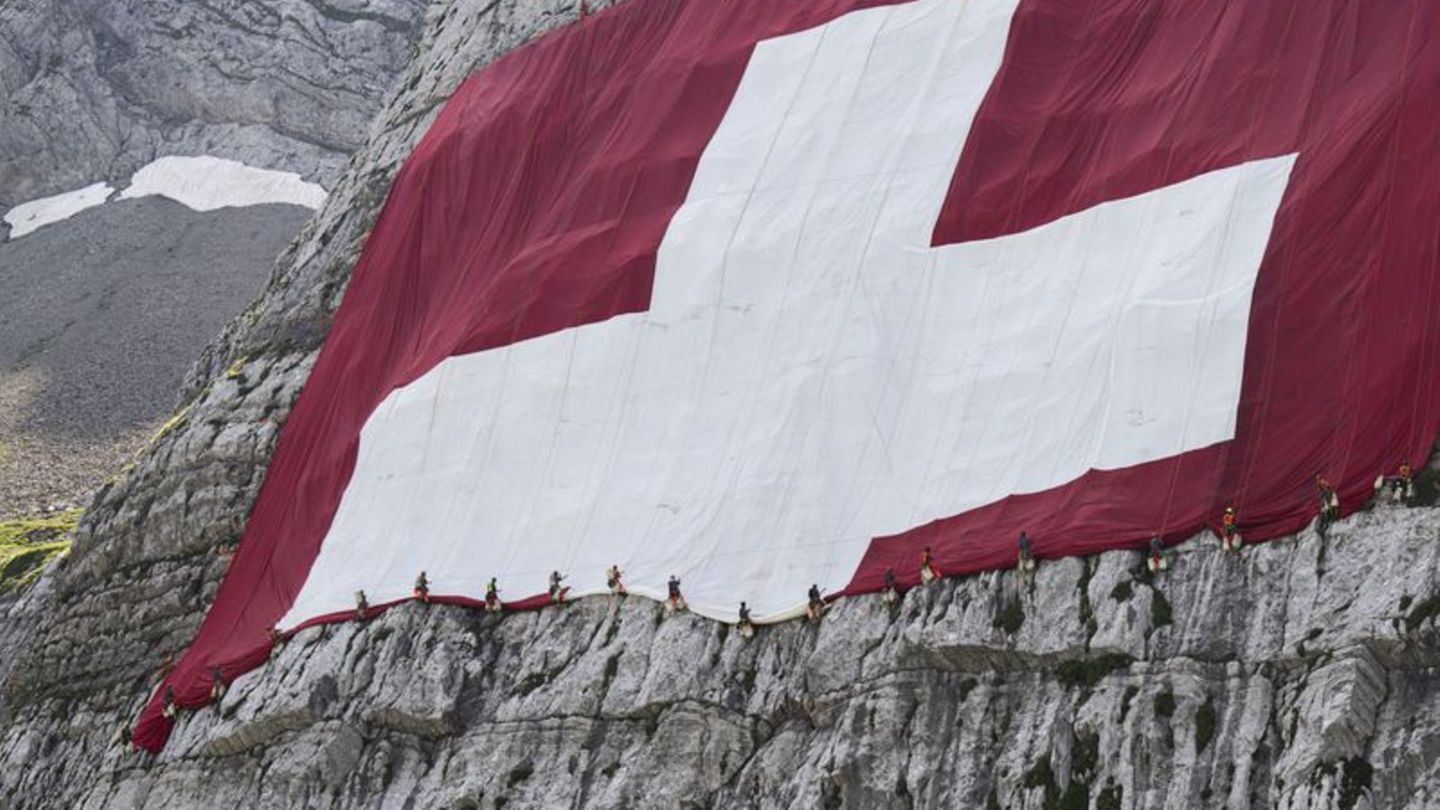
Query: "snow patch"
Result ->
[[3, 182, 114, 239], [118, 156, 327, 212], [3, 156, 328, 242]]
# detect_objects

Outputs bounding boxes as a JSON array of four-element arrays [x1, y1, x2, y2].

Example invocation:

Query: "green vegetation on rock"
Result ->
[[995, 597, 1025, 635], [0, 509, 80, 595]]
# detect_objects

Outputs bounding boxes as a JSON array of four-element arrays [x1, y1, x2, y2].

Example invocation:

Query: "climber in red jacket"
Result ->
[[413, 570, 430, 602], [1219, 506, 1241, 552], [606, 564, 626, 596], [920, 546, 940, 585]]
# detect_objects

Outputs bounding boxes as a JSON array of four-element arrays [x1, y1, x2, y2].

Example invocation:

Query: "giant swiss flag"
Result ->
[[136, 0, 1440, 750]]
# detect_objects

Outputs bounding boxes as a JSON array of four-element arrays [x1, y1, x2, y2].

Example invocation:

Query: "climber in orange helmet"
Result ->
[[1219, 506, 1241, 552], [1375, 462, 1414, 506]]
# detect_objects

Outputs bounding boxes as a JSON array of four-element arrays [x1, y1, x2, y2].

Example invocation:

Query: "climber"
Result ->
[[161, 686, 178, 720], [484, 577, 502, 613], [158, 653, 175, 679], [413, 570, 430, 602], [667, 575, 687, 613], [738, 601, 755, 639], [806, 584, 825, 622], [354, 590, 370, 621], [1219, 506, 1242, 552], [882, 568, 900, 605], [548, 570, 566, 604], [1315, 475, 1340, 536], [1147, 535, 1169, 573], [1316, 475, 1340, 517], [920, 546, 940, 585], [606, 564, 626, 596], [209, 667, 226, 704], [1395, 462, 1415, 504], [268, 626, 285, 659], [1017, 531, 1036, 573], [1375, 462, 1414, 506]]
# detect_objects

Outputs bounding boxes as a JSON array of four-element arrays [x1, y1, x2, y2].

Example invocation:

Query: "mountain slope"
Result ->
[[0, 0, 429, 516]]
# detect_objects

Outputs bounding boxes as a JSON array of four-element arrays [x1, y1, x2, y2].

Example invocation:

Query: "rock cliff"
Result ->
[[0, 0, 429, 208], [1, 1, 1438, 808], [0, 0, 430, 515]]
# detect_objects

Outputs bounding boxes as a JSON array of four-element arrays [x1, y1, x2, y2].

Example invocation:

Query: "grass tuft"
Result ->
[[0, 509, 80, 595]]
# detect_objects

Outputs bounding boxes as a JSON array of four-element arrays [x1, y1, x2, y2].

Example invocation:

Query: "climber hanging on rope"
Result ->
[[667, 575, 687, 613], [738, 601, 754, 639], [209, 667, 227, 704], [882, 568, 900, 606], [1017, 531, 1036, 574], [1374, 462, 1414, 506], [161, 686, 178, 721], [354, 590, 370, 621], [484, 577, 502, 613], [920, 546, 941, 585], [413, 570, 430, 602], [607, 564, 627, 596], [1316, 475, 1340, 536], [806, 584, 826, 622], [549, 570, 566, 604], [1219, 506, 1242, 552], [1147, 536, 1169, 573]]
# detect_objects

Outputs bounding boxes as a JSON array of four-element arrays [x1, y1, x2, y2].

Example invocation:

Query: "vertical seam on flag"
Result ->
[[1332, 0, 1423, 485], [1230, 0, 1306, 517]]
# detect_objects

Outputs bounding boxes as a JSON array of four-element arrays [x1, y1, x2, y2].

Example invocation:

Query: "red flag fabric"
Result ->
[[133, 0, 1440, 752]]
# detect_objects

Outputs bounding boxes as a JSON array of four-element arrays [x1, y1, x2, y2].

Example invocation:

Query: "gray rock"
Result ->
[[0, 198, 312, 517], [1, 1, 1438, 808], [0, 0, 429, 208]]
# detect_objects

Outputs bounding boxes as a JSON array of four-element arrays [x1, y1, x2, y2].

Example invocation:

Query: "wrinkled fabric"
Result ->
[[136, 0, 1440, 752]]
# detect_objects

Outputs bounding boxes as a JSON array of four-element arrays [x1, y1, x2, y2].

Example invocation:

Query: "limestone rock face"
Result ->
[[0, 0, 429, 208], [2, 2, 1439, 808]]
